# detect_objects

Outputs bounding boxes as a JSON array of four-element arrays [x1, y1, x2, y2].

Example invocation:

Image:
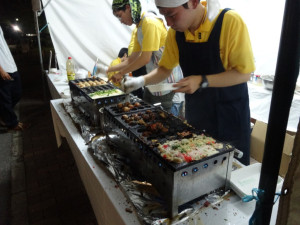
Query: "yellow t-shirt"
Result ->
[[159, 6, 255, 74], [132, 12, 167, 53], [128, 28, 137, 56], [107, 57, 122, 87]]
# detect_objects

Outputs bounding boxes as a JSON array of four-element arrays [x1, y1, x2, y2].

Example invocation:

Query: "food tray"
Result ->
[[230, 163, 283, 198], [69, 77, 107, 88], [70, 78, 126, 103], [104, 100, 155, 117], [105, 108, 234, 171]]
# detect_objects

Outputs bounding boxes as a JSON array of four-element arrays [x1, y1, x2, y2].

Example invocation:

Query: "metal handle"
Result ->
[[234, 149, 243, 159]]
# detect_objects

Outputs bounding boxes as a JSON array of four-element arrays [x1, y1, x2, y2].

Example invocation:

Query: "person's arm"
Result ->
[[144, 66, 173, 85], [174, 70, 251, 94], [107, 51, 139, 72], [122, 65, 172, 93], [108, 51, 152, 82], [0, 65, 12, 80]]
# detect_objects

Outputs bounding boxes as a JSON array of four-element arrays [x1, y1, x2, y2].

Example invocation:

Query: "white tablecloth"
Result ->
[[46, 72, 70, 99], [248, 82, 300, 132]]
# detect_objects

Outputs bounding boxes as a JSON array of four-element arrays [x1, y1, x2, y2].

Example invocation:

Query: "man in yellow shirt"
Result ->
[[107, 48, 128, 87], [108, 0, 182, 112], [122, 0, 256, 165]]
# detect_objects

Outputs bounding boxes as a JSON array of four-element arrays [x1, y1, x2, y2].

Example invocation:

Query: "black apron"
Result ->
[[176, 8, 250, 165]]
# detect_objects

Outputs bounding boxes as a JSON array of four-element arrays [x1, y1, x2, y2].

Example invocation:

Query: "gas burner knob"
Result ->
[[203, 163, 208, 169], [181, 171, 188, 177], [111, 99, 114, 103], [105, 100, 108, 104], [192, 167, 198, 173]]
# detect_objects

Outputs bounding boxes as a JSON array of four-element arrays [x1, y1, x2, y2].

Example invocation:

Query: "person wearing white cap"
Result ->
[[121, 0, 255, 165]]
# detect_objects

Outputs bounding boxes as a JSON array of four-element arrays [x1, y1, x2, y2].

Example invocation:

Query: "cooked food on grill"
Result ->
[[88, 89, 124, 99], [123, 106, 130, 112], [113, 101, 148, 113], [128, 104, 134, 109], [121, 114, 129, 120], [158, 134, 223, 163], [75, 79, 107, 88], [177, 131, 192, 138]]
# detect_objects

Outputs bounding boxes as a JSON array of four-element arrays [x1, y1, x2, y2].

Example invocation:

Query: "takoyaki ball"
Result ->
[[146, 110, 152, 114], [159, 111, 167, 119], [142, 131, 151, 137], [121, 114, 128, 120], [125, 102, 130, 106], [128, 104, 134, 109], [123, 106, 130, 112], [134, 102, 141, 107], [117, 103, 123, 109], [129, 121, 136, 126], [161, 127, 169, 133], [142, 114, 149, 121], [133, 115, 140, 121], [150, 114, 156, 121], [138, 119, 146, 126]]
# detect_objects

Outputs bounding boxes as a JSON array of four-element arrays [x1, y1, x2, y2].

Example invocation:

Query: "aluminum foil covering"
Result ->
[[62, 101, 234, 224], [63, 101, 102, 144], [89, 133, 231, 225]]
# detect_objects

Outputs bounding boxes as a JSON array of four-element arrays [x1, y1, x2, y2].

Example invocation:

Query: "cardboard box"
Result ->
[[250, 120, 295, 177]]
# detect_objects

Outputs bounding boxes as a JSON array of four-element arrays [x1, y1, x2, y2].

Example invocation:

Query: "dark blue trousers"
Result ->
[[0, 71, 22, 128]]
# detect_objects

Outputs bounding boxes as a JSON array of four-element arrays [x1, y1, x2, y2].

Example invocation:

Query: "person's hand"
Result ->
[[173, 76, 202, 94], [207, 0, 221, 21], [121, 76, 144, 94], [108, 71, 124, 83], [0, 71, 13, 81]]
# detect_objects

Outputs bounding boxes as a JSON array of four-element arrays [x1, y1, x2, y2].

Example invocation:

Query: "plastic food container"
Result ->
[[261, 75, 275, 90], [230, 163, 283, 198]]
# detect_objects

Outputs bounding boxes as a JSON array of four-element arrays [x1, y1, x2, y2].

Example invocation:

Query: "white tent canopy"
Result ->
[[41, 0, 158, 74], [41, 0, 297, 79]]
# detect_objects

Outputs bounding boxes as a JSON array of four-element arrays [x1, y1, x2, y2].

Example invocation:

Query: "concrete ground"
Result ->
[[0, 51, 98, 225]]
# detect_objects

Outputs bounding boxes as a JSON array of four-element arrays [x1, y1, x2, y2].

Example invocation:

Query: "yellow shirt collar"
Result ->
[[184, 7, 222, 42]]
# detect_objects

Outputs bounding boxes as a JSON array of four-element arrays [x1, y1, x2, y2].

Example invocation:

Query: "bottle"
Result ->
[[66, 57, 75, 81]]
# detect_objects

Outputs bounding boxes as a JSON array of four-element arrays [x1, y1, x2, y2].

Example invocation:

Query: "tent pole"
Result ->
[[252, 0, 300, 224], [33, 10, 47, 102]]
